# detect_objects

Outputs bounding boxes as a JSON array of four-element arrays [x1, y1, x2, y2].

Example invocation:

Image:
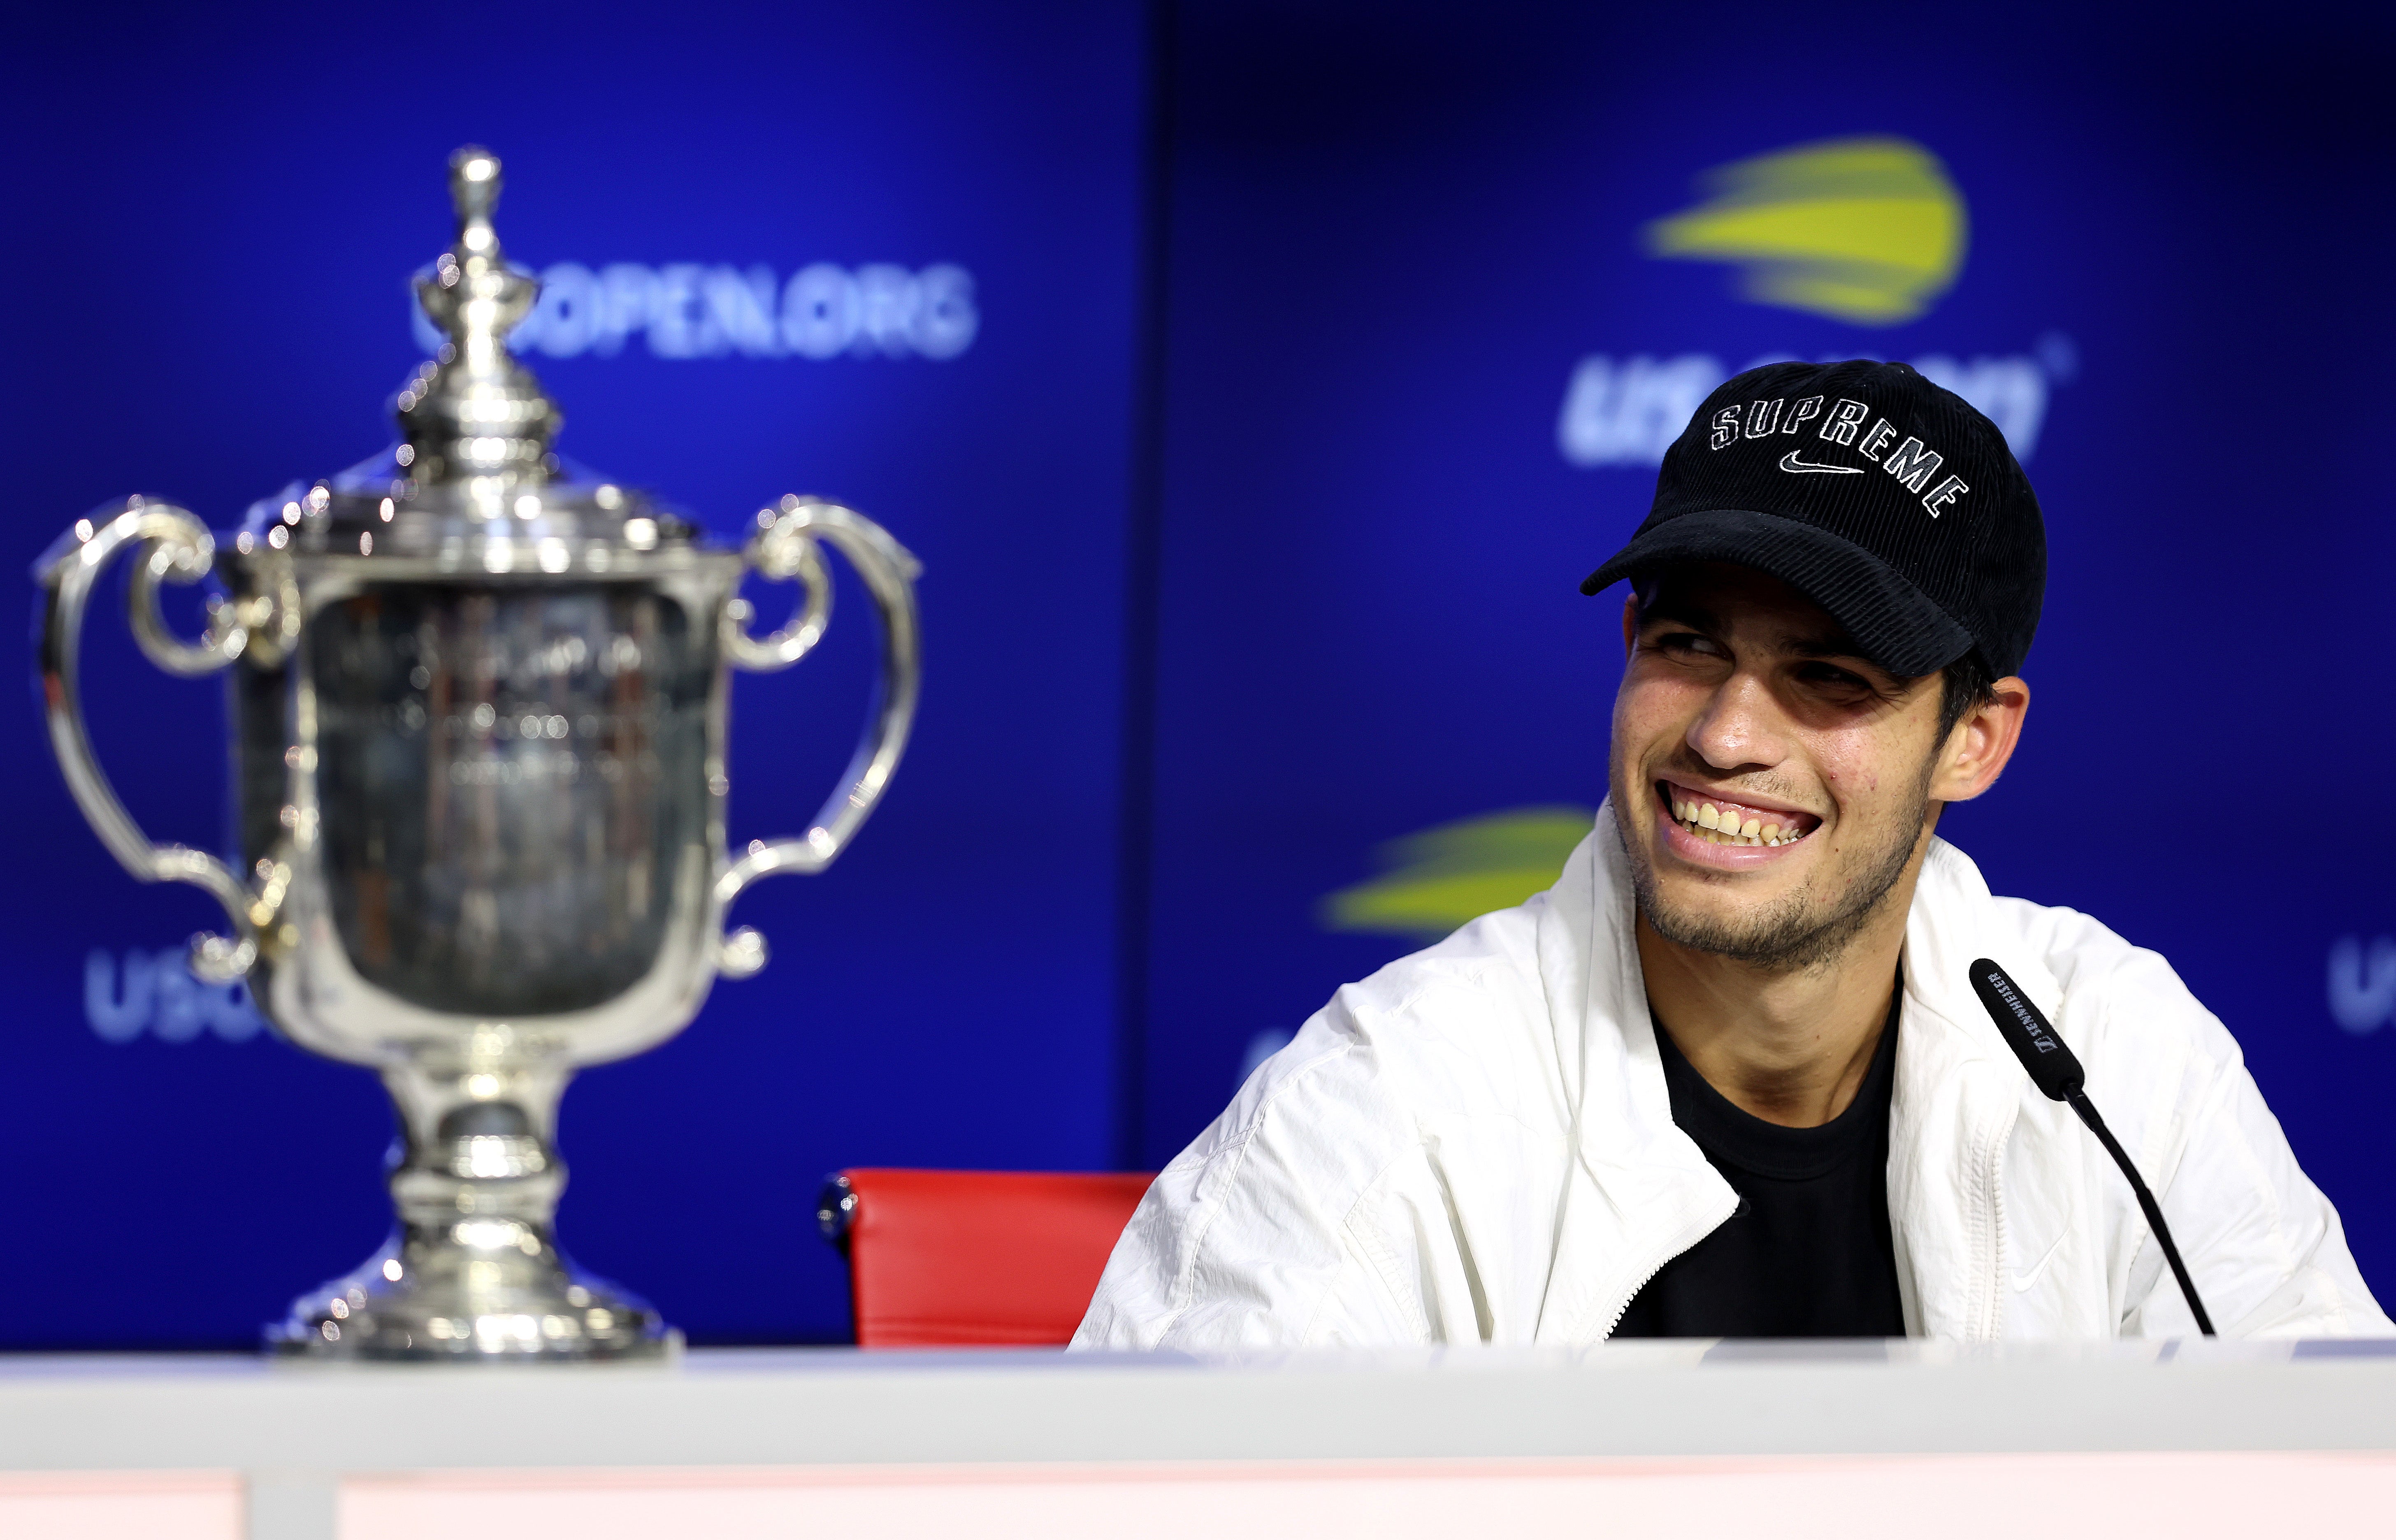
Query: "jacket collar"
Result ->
[[1532, 804, 2064, 1343]]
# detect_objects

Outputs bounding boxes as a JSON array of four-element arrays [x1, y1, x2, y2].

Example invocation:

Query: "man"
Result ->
[[1074, 360, 2388, 1346]]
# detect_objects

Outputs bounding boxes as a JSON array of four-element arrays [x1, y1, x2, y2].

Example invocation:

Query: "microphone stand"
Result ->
[[2065, 1090, 2215, 1337]]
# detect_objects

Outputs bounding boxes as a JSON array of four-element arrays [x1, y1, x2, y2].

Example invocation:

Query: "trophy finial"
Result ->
[[397, 145, 561, 489], [448, 146, 505, 262]]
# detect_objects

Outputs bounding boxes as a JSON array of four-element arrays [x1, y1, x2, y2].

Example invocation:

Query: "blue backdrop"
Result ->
[[1132, 1, 2396, 1306], [0, 0, 1144, 1345], [0, 0, 2389, 1346]]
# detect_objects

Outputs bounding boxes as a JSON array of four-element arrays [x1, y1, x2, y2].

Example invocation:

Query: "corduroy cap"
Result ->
[[1581, 359, 2045, 678]]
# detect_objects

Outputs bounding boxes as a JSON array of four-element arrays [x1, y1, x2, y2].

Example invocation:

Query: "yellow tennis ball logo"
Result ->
[[1644, 136, 1968, 326]]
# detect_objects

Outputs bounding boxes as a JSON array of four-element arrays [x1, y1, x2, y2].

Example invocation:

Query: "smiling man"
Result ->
[[1075, 360, 2388, 1345]]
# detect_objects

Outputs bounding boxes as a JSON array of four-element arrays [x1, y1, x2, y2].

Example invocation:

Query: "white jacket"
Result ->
[[1075, 807, 2390, 1347]]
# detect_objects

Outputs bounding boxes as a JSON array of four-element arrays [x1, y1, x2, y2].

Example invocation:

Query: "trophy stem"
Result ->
[[267, 1056, 674, 1360]]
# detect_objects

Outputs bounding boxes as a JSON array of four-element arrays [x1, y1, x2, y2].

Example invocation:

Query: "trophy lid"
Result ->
[[237, 147, 711, 571]]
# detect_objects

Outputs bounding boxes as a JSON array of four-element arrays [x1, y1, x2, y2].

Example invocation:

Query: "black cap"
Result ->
[[1581, 359, 2045, 678]]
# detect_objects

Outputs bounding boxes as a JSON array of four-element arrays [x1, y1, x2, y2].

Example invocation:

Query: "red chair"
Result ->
[[817, 1169, 1154, 1347]]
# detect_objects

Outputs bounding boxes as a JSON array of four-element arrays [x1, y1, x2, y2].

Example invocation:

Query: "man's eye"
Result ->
[[1654, 631, 1725, 658], [1797, 662, 1869, 690]]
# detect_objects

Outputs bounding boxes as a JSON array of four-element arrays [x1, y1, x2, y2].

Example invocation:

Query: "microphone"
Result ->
[[1967, 958, 2216, 1337]]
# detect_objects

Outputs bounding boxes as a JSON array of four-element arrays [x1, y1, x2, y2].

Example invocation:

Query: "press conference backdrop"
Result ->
[[0, 0, 1145, 1346], [1, 1, 2389, 1347], [1128, 2, 2396, 1299]]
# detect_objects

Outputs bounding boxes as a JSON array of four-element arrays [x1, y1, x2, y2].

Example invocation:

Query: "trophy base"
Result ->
[[266, 1229, 676, 1362]]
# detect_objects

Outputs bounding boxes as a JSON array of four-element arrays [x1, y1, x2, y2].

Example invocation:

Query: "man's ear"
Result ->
[[1621, 593, 1639, 659], [1928, 677, 2031, 804]]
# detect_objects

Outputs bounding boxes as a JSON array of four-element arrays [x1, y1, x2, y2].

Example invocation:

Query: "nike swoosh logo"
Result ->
[[1780, 450, 1862, 475], [2011, 1229, 2069, 1292]]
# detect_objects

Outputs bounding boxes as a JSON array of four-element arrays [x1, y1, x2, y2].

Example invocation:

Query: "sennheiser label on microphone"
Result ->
[[1983, 967, 2060, 1053]]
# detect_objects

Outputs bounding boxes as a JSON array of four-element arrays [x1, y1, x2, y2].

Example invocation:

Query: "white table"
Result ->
[[5, 1340, 2392, 1539]]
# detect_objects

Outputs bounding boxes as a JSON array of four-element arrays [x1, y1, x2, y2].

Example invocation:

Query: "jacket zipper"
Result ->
[[1596, 1191, 1740, 1341], [1600, 1258, 1672, 1342], [1976, 1096, 2015, 1340]]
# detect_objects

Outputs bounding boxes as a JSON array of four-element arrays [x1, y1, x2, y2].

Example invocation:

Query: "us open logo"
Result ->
[[1559, 348, 2065, 470], [2329, 936, 2396, 1035], [86, 947, 264, 1044], [1557, 135, 2073, 471], [411, 261, 979, 362]]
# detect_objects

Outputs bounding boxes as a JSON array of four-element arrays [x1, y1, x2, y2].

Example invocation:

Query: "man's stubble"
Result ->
[[1614, 749, 1939, 974]]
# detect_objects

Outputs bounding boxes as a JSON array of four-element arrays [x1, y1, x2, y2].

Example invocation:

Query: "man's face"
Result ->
[[1608, 563, 2014, 971]]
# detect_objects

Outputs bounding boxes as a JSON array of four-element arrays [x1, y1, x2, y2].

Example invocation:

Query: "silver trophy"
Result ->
[[33, 147, 922, 1359]]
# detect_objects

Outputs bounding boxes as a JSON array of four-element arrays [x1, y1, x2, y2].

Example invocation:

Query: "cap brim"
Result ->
[[1580, 508, 1973, 678]]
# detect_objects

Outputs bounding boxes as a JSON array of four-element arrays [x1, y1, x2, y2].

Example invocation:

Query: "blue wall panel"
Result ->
[[1134, 1, 2396, 1302], [0, 0, 1145, 1345], [3, 0, 2391, 1347]]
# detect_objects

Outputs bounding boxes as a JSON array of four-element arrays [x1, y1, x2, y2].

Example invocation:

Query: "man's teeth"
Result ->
[[1669, 796, 1814, 848]]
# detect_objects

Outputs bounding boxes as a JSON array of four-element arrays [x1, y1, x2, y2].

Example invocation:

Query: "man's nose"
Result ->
[[1686, 670, 1785, 770]]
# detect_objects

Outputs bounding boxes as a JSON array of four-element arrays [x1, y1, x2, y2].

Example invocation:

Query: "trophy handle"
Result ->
[[711, 496, 922, 978], [35, 499, 261, 982]]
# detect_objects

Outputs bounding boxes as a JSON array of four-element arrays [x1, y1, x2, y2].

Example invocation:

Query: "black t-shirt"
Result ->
[[1610, 987, 1907, 1339]]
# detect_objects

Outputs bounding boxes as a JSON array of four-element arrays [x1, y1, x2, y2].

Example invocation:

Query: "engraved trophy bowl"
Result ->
[[32, 147, 922, 1360]]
